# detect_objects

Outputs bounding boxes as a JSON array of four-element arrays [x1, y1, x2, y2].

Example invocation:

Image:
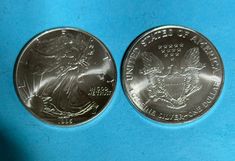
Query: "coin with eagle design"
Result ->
[[15, 28, 116, 126], [122, 26, 224, 123]]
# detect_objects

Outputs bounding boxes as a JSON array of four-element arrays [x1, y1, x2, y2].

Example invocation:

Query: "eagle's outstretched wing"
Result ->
[[140, 51, 164, 76], [181, 47, 205, 96], [139, 52, 166, 102], [181, 47, 204, 69]]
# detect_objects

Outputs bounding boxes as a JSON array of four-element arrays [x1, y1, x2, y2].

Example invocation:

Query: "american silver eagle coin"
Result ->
[[15, 28, 117, 126], [122, 26, 224, 123]]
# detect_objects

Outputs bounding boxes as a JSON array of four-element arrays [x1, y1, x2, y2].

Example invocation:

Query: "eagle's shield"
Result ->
[[164, 73, 185, 100], [140, 47, 205, 110]]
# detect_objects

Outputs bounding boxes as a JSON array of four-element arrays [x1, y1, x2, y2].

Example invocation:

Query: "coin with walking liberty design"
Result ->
[[122, 26, 224, 123], [15, 28, 116, 126]]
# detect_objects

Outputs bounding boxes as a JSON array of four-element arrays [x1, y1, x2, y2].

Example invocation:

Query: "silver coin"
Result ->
[[122, 26, 224, 123], [15, 28, 116, 126]]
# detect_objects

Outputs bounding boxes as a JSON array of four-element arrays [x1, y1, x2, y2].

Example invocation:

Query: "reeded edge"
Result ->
[[121, 25, 224, 125], [14, 27, 117, 127]]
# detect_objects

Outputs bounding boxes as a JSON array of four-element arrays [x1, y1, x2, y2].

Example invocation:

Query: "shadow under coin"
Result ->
[[0, 132, 29, 161]]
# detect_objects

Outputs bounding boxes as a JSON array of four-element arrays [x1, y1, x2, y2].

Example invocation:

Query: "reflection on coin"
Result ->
[[122, 26, 224, 124], [15, 28, 116, 126]]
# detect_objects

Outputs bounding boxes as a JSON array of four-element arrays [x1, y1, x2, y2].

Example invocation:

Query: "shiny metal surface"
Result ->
[[122, 26, 224, 123], [15, 28, 116, 126]]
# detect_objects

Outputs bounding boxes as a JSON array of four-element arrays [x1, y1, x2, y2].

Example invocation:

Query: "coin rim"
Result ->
[[121, 25, 224, 124], [14, 27, 117, 127]]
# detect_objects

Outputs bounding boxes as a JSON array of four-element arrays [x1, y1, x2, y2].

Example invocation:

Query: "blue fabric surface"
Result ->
[[0, 0, 234, 161]]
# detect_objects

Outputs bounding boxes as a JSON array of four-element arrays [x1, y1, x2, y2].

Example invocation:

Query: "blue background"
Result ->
[[0, 0, 234, 161]]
